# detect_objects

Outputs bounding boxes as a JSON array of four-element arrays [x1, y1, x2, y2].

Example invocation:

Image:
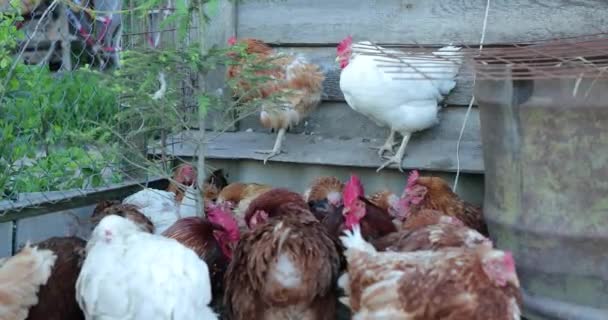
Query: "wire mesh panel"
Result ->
[[0, 0, 207, 220], [354, 32, 608, 81]]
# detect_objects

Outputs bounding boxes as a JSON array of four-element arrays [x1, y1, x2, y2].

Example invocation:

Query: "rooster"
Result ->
[[25, 237, 86, 320], [339, 225, 522, 319], [342, 175, 397, 240], [76, 215, 218, 320], [227, 37, 325, 164], [161, 202, 240, 307], [337, 36, 463, 172], [0, 243, 57, 320], [399, 170, 488, 235], [122, 163, 200, 234], [216, 182, 273, 230], [224, 188, 341, 320]]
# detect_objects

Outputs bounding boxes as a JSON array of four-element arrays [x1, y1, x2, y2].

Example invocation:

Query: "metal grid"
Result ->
[[355, 33, 608, 81]]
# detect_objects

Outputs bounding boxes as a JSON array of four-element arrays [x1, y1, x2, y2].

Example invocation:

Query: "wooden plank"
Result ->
[[0, 222, 12, 257], [273, 47, 474, 105], [202, 0, 238, 131], [239, 102, 481, 142], [238, 0, 608, 44], [152, 130, 484, 173], [14, 205, 96, 251], [0, 178, 167, 223]]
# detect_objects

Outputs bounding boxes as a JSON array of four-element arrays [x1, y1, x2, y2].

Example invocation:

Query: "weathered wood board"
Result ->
[[238, 0, 608, 44], [14, 205, 96, 251], [156, 130, 484, 173], [0, 222, 12, 257], [239, 102, 480, 142], [275, 47, 474, 105]]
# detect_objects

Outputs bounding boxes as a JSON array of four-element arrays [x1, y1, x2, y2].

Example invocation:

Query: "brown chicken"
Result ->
[[339, 226, 522, 319], [400, 170, 489, 236], [26, 237, 86, 320], [227, 37, 325, 164], [342, 175, 397, 241], [224, 188, 341, 320], [0, 243, 56, 320], [216, 182, 273, 229], [400, 209, 463, 231], [162, 202, 240, 309], [368, 190, 400, 218], [91, 202, 154, 233], [304, 176, 344, 206], [371, 220, 490, 253], [166, 163, 198, 203]]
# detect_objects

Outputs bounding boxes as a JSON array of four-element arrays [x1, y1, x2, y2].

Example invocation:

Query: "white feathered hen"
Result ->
[[337, 36, 463, 172], [122, 163, 200, 234], [76, 215, 217, 320]]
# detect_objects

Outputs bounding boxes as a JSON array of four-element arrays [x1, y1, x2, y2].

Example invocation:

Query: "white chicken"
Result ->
[[76, 215, 217, 320], [122, 163, 200, 234], [336, 36, 463, 172]]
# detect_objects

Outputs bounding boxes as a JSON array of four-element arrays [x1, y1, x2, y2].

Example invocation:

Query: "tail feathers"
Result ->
[[339, 224, 376, 254], [0, 243, 57, 320]]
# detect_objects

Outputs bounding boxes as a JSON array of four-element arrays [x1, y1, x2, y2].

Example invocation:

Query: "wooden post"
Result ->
[[195, 0, 236, 215]]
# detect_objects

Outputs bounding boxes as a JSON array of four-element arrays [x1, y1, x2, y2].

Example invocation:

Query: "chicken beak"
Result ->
[[335, 56, 341, 63]]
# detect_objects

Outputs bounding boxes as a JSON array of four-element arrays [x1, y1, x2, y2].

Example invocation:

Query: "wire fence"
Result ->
[[0, 0, 291, 226], [0, 0, 212, 219]]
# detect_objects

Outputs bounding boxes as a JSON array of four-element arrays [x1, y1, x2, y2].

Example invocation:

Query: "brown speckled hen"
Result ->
[[400, 170, 488, 236], [227, 37, 325, 164], [26, 237, 86, 320], [224, 188, 341, 320], [339, 226, 522, 319], [371, 219, 490, 253]]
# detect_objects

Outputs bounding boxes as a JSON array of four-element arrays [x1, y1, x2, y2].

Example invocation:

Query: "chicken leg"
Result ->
[[376, 133, 410, 172], [369, 129, 398, 157], [255, 127, 286, 164]]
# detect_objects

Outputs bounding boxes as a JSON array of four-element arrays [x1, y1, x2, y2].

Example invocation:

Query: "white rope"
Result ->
[[453, 0, 491, 192]]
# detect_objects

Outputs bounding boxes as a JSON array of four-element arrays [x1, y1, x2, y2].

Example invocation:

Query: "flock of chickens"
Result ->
[[0, 37, 519, 319], [0, 163, 522, 320]]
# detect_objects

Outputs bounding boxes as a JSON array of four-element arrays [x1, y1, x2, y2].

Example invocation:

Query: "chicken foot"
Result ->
[[369, 129, 399, 157], [376, 133, 410, 173], [255, 127, 286, 164]]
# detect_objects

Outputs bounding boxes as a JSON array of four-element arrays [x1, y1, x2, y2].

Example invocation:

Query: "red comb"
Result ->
[[343, 174, 364, 206], [228, 36, 237, 46], [407, 170, 419, 186], [337, 35, 353, 52]]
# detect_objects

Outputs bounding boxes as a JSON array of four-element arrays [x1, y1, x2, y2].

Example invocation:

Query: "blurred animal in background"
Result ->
[[76, 215, 218, 320], [227, 37, 325, 164], [339, 225, 521, 319], [216, 182, 272, 230], [0, 243, 56, 320], [121, 163, 199, 234], [337, 36, 463, 172], [224, 188, 341, 320]]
